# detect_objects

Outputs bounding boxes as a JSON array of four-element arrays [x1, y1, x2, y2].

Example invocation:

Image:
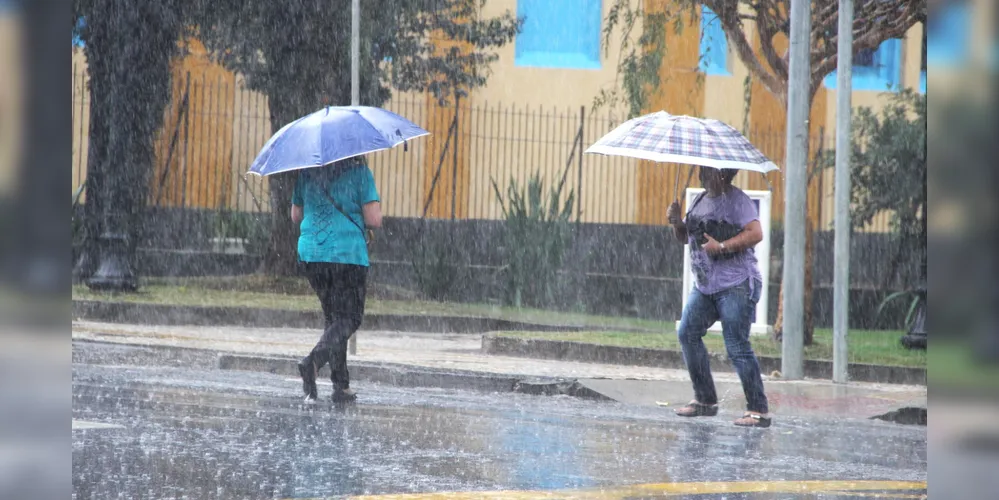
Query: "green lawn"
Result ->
[[497, 328, 927, 368], [72, 282, 669, 332], [73, 276, 926, 368], [929, 341, 999, 389]]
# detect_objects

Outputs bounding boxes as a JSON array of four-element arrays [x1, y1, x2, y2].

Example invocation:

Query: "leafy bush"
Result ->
[[822, 90, 926, 289], [491, 171, 575, 308], [212, 210, 269, 255], [410, 220, 468, 302]]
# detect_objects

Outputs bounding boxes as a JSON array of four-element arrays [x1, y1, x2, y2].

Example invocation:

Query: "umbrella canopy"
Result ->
[[248, 106, 430, 176], [584, 111, 779, 174]]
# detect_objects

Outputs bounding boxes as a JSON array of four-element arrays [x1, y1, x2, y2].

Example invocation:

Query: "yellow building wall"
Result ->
[[0, 13, 22, 199], [637, 1, 703, 226], [420, 27, 475, 220], [367, 92, 428, 219], [71, 49, 89, 201], [68, 0, 950, 228], [472, 0, 638, 224], [154, 39, 237, 210], [72, 43, 267, 212]]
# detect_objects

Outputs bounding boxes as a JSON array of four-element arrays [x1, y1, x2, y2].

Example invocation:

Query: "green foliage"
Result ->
[[600, 0, 925, 117], [877, 289, 924, 332], [822, 90, 926, 287], [196, 0, 522, 115], [410, 222, 468, 302], [491, 172, 575, 308], [212, 210, 269, 255], [194, 0, 521, 274], [594, 2, 677, 117], [844, 90, 926, 233]]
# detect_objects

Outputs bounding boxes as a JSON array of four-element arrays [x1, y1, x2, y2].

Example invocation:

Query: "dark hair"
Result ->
[[305, 156, 366, 185], [721, 168, 738, 184]]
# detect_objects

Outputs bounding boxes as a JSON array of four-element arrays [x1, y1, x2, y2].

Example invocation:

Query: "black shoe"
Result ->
[[298, 358, 318, 401], [331, 387, 357, 403]]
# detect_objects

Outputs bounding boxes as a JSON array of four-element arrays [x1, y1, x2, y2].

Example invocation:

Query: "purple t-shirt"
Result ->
[[685, 188, 763, 295]]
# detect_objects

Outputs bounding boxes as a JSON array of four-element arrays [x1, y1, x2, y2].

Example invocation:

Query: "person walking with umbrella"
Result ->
[[586, 112, 776, 427], [247, 106, 429, 402], [666, 166, 771, 427], [292, 156, 381, 403]]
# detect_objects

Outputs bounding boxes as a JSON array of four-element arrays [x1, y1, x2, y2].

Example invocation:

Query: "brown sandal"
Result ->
[[734, 412, 772, 428], [675, 401, 719, 417]]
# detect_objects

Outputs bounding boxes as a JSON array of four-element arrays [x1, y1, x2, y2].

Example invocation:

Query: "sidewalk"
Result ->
[[71, 321, 926, 422]]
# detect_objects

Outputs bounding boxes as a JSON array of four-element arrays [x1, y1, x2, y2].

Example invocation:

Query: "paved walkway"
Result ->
[[71, 321, 926, 420]]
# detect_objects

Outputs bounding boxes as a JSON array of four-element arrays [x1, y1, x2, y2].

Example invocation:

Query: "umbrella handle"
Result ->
[[682, 166, 696, 198], [673, 166, 681, 202]]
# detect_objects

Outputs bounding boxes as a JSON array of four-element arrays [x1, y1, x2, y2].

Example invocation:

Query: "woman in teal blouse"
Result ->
[[291, 156, 382, 402]]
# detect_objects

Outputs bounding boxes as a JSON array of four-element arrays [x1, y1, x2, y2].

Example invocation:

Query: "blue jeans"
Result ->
[[677, 279, 769, 414]]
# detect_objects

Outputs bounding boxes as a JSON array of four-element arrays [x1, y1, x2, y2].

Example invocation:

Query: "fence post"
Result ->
[[154, 79, 191, 206], [422, 116, 456, 217], [451, 92, 461, 220], [180, 71, 191, 213]]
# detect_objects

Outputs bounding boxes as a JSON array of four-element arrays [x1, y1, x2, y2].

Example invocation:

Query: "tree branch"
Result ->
[[704, 0, 788, 104], [756, 0, 788, 84], [811, 0, 925, 85]]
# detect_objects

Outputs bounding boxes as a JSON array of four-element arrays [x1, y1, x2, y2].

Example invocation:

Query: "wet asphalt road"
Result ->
[[72, 343, 926, 499]]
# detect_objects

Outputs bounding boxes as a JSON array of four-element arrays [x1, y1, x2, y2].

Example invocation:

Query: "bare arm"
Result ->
[[722, 220, 764, 252], [291, 204, 303, 225], [672, 223, 688, 242], [362, 201, 382, 229]]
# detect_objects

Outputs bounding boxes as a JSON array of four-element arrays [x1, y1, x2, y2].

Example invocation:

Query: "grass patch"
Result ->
[[496, 329, 927, 368], [929, 341, 999, 389], [72, 281, 670, 332], [71, 275, 927, 368]]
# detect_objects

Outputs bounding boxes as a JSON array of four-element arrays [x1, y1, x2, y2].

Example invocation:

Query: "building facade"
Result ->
[[67, 1, 980, 230]]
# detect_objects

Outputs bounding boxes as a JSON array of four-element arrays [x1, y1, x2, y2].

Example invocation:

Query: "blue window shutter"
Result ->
[[73, 16, 86, 48], [878, 39, 902, 90], [926, 3, 970, 66], [824, 39, 902, 91], [699, 6, 729, 75], [515, 0, 602, 69]]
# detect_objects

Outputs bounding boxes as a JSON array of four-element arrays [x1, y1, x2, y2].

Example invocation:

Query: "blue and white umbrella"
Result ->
[[248, 106, 430, 176], [585, 111, 778, 200]]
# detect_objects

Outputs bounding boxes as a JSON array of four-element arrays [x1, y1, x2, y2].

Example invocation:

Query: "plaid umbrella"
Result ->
[[585, 111, 779, 199]]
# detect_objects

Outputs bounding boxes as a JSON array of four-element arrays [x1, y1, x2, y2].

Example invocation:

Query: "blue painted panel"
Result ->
[[699, 6, 729, 75], [73, 16, 85, 47], [515, 0, 602, 69], [824, 39, 903, 92], [926, 3, 970, 66]]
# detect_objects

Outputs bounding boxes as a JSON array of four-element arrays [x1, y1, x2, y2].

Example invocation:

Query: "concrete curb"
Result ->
[[482, 335, 926, 386], [217, 353, 613, 400], [72, 300, 586, 334], [71, 338, 609, 400]]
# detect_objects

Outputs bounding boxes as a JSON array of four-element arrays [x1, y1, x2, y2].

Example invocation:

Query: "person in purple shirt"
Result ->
[[666, 166, 771, 428]]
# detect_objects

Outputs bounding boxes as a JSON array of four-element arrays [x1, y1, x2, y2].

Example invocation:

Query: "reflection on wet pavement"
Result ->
[[72, 359, 925, 500]]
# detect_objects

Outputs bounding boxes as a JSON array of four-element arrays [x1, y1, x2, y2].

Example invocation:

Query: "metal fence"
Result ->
[[72, 66, 894, 248]]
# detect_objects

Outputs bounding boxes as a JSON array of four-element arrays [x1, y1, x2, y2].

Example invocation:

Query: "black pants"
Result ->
[[303, 262, 367, 390]]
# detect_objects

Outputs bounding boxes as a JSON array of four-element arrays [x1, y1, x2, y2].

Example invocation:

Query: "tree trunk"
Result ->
[[85, 1, 182, 291], [259, 95, 305, 276], [772, 225, 815, 345], [73, 44, 110, 283], [771, 85, 821, 346], [261, 173, 300, 276]]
